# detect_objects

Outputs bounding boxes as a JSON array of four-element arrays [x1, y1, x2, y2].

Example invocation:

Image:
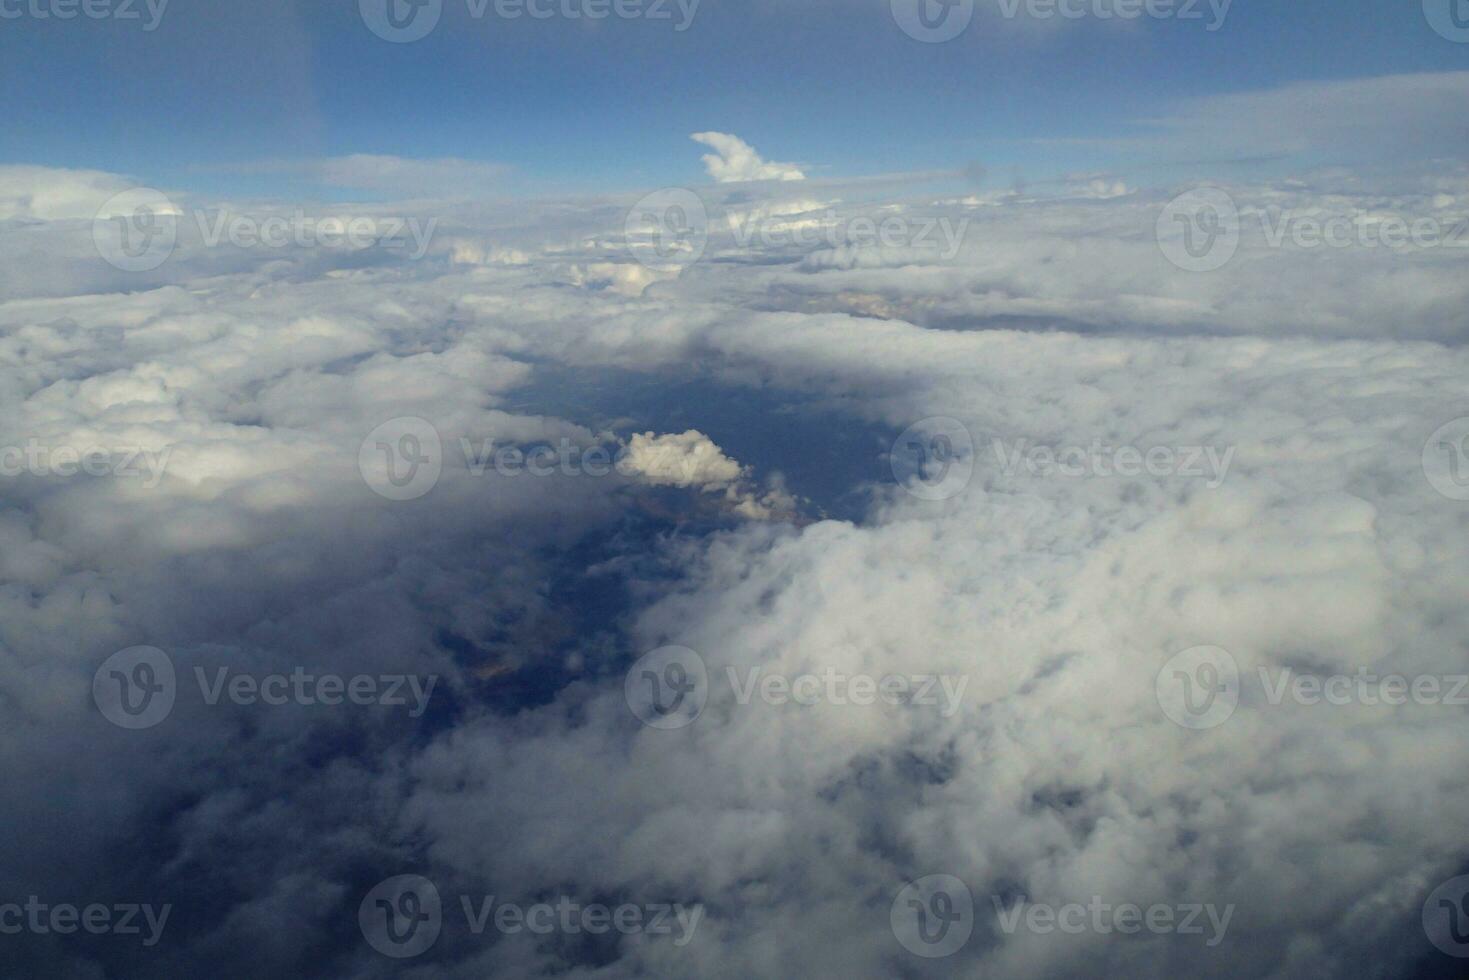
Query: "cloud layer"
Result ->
[[0, 146, 1465, 979]]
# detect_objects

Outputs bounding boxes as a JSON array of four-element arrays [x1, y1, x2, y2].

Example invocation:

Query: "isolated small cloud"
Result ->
[[620, 430, 795, 519], [691, 132, 806, 183], [620, 429, 745, 488]]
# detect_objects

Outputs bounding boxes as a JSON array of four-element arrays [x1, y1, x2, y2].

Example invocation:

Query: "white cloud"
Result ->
[[691, 132, 807, 183], [0, 161, 1464, 978], [0, 165, 142, 221], [619, 429, 744, 488], [1053, 72, 1469, 165]]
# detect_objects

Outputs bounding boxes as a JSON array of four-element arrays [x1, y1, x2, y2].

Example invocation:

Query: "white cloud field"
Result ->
[[0, 117, 1466, 978]]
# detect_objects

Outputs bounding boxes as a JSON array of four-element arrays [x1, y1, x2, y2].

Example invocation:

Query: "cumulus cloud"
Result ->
[[619, 429, 744, 487], [691, 132, 807, 183], [619, 429, 798, 519]]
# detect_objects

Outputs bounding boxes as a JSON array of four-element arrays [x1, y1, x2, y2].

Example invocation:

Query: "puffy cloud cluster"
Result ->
[[0, 144, 1465, 979], [691, 132, 807, 183]]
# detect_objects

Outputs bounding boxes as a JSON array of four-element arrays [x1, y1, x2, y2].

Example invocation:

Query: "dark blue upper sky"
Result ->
[[2, 0, 1465, 196]]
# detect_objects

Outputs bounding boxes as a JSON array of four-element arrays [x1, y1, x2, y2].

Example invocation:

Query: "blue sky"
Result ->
[[2, 0, 1466, 197]]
